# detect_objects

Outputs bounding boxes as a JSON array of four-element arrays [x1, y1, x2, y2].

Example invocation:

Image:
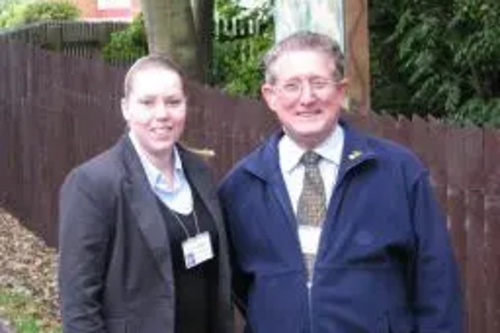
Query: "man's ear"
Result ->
[[336, 78, 349, 109], [338, 78, 348, 91], [261, 83, 278, 112]]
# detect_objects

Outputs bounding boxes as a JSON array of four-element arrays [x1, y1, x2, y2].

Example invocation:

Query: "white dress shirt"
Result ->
[[129, 132, 193, 214], [278, 125, 345, 214]]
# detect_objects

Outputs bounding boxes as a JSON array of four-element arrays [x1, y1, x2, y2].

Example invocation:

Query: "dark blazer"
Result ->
[[58, 136, 233, 333]]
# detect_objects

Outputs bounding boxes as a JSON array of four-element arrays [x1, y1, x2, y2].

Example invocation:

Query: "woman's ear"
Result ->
[[121, 98, 130, 121]]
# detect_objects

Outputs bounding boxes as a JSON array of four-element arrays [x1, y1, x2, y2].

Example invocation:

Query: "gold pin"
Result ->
[[348, 150, 362, 160]]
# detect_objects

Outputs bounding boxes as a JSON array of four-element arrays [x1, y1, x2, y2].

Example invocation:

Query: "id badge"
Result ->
[[182, 231, 214, 269], [298, 226, 322, 255]]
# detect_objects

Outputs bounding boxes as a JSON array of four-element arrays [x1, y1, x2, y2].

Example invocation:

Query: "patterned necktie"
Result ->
[[296, 151, 326, 281], [296, 151, 326, 227]]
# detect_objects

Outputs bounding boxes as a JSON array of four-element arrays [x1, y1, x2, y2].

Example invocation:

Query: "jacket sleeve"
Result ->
[[218, 182, 252, 320], [411, 171, 463, 333], [222, 207, 251, 319], [58, 168, 114, 333]]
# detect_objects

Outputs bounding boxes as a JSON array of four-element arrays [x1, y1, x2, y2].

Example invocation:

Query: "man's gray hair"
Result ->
[[262, 31, 345, 84]]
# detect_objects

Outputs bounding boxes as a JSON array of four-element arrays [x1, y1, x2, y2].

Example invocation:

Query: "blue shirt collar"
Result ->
[[128, 131, 184, 192]]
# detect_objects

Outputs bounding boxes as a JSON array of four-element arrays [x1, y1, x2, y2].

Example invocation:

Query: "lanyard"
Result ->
[[167, 207, 201, 239]]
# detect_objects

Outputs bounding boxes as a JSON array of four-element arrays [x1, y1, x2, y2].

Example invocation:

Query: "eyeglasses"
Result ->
[[274, 78, 342, 101]]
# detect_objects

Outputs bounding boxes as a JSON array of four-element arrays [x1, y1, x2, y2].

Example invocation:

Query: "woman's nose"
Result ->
[[153, 101, 170, 118]]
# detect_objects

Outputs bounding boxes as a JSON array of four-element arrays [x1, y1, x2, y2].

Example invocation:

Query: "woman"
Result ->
[[58, 55, 233, 333]]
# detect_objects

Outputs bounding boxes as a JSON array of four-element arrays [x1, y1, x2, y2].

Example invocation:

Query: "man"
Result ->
[[219, 31, 463, 333]]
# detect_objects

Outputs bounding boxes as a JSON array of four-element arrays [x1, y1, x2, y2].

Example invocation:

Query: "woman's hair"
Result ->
[[262, 31, 345, 83], [123, 54, 185, 99]]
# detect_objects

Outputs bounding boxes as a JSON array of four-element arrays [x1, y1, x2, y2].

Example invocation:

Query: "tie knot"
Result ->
[[301, 151, 321, 167]]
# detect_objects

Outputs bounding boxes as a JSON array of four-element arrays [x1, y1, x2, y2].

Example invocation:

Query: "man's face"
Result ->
[[262, 50, 346, 149], [121, 68, 186, 160]]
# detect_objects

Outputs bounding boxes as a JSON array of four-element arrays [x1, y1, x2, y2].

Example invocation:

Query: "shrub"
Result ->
[[22, 0, 79, 24], [0, 0, 79, 28], [101, 13, 147, 64], [210, 0, 273, 97], [211, 28, 272, 97], [0, 0, 28, 28]]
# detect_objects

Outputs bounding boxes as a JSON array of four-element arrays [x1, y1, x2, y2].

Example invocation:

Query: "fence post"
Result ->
[[46, 24, 63, 51], [344, 0, 370, 114]]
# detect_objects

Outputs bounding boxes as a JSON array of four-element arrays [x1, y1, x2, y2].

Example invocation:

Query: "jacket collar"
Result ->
[[243, 119, 377, 183], [179, 146, 223, 227], [120, 136, 219, 223], [117, 137, 173, 283]]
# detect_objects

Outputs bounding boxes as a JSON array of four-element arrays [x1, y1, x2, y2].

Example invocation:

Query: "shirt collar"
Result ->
[[128, 131, 183, 191], [279, 124, 345, 173]]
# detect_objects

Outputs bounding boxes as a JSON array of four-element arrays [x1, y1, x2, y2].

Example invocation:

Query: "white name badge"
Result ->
[[298, 226, 322, 255], [182, 231, 214, 269]]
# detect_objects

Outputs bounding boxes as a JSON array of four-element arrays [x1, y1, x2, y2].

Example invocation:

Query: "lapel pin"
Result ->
[[348, 150, 362, 160]]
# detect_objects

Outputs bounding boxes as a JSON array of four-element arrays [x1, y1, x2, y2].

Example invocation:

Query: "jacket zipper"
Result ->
[[308, 279, 314, 333], [306, 160, 357, 333]]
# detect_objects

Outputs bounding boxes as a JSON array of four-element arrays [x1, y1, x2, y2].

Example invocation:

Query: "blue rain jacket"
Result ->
[[219, 122, 463, 333]]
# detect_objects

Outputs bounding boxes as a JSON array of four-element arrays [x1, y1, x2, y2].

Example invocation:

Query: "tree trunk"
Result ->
[[140, 0, 202, 80], [191, 0, 214, 82]]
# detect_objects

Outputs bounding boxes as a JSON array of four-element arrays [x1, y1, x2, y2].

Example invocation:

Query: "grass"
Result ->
[[0, 289, 61, 333]]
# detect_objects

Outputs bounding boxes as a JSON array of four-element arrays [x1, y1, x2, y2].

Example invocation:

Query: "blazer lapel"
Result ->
[[120, 137, 174, 284]]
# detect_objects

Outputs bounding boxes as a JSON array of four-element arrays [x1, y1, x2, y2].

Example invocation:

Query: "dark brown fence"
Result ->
[[0, 21, 128, 59], [0, 40, 499, 333]]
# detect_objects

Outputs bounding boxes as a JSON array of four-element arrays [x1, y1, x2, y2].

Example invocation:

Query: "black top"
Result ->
[[157, 189, 219, 333]]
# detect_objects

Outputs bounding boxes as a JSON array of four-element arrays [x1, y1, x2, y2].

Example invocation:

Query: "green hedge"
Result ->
[[0, 0, 79, 28]]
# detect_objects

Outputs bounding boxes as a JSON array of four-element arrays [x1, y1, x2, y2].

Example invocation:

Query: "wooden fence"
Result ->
[[0, 21, 128, 59], [0, 40, 499, 333]]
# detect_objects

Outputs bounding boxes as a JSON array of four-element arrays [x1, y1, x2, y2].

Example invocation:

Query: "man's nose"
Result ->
[[299, 83, 318, 104]]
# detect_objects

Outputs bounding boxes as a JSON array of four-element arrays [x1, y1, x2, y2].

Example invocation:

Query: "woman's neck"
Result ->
[[146, 149, 176, 188]]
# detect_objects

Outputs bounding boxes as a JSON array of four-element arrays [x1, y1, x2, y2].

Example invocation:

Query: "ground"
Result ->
[[0, 208, 59, 332]]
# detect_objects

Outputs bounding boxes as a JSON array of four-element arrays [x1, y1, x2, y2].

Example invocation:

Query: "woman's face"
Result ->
[[121, 67, 186, 161]]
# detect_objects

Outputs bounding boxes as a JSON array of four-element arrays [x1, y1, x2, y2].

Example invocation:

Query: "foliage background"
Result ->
[[369, 0, 500, 127], [101, 0, 499, 127], [210, 0, 273, 97], [101, 13, 148, 63], [0, 0, 79, 28], [102, 0, 273, 97]]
